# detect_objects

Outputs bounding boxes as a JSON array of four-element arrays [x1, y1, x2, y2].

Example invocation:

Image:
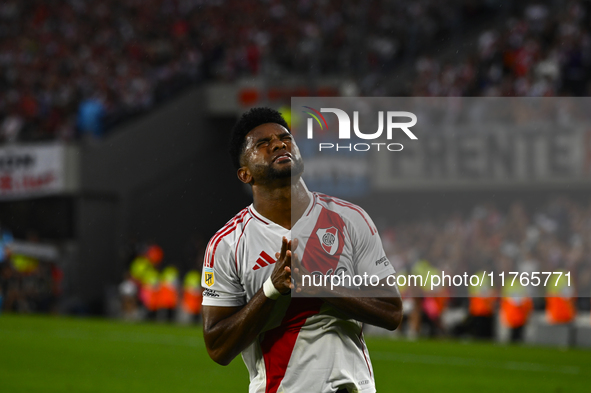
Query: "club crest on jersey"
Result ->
[[316, 227, 339, 255], [204, 267, 214, 287]]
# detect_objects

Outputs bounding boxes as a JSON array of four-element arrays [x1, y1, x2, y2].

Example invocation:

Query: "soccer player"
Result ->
[[201, 107, 402, 393]]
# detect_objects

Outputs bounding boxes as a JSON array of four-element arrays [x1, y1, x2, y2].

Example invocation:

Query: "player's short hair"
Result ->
[[229, 107, 290, 169]]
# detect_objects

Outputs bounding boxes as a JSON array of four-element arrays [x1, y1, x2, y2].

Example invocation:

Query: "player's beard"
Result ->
[[265, 156, 305, 181]]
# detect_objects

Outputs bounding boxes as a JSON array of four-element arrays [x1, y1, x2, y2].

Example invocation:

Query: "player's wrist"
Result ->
[[263, 276, 282, 300]]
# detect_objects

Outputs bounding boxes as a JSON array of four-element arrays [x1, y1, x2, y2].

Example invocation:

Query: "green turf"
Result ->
[[1, 314, 589, 392]]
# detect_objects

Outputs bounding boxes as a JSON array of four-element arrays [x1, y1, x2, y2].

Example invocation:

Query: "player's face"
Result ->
[[240, 123, 304, 184]]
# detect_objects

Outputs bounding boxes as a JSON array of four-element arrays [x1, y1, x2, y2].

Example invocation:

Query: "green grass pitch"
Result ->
[[1, 314, 589, 392]]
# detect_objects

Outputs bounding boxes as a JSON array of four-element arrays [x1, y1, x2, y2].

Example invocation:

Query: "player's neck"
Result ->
[[252, 179, 310, 230]]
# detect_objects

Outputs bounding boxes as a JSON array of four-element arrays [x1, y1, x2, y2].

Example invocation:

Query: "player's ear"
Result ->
[[237, 166, 253, 184]]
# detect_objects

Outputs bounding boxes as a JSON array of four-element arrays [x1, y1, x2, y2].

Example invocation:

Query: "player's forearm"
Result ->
[[203, 289, 276, 365], [322, 294, 403, 330], [311, 279, 402, 330], [294, 273, 403, 330]]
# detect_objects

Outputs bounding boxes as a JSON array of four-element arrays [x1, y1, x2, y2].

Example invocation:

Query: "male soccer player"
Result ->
[[201, 107, 402, 393]]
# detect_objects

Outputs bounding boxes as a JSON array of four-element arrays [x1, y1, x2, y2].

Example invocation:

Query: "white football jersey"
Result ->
[[202, 190, 395, 393]]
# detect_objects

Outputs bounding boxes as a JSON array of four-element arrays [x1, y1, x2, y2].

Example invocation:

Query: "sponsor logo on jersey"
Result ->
[[316, 226, 339, 255], [203, 288, 219, 298], [204, 267, 214, 287], [375, 256, 389, 266], [252, 251, 276, 270]]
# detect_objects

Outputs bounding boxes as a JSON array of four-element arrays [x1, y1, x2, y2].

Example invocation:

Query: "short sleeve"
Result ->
[[201, 238, 246, 307], [348, 208, 396, 280]]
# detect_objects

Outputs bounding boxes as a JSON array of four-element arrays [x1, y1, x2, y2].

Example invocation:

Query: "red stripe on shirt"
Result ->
[[305, 193, 317, 217], [317, 193, 376, 235], [248, 206, 270, 225], [234, 217, 252, 271], [301, 206, 346, 274], [260, 298, 323, 393], [205, 209, 248, 268]]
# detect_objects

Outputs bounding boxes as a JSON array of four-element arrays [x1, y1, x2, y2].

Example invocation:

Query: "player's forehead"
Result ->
[[244, 123, 291, 145]]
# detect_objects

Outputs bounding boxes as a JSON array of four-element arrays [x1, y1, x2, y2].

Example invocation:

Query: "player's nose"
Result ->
[[270, 136, 287, 151]]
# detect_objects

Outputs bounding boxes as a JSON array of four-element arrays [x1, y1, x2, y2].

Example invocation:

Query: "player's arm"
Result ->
[[293, 262, 402, 331], [202, 237, 293, 366], [316, 278, 402, 330]]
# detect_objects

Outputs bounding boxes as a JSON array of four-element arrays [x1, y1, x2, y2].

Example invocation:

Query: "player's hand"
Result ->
[[270, 236, 293, 295]]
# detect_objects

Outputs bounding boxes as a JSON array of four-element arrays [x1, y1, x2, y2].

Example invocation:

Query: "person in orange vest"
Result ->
[[129, 244, 164, 320], [545, 270, 575, 324], [409, 260, 448, 338], [500, 281, 533, 343], [468, 270, 497, 339], [157, 265, 179, 322], [140, 267, 160, 320], [181, 270, 203, 323]]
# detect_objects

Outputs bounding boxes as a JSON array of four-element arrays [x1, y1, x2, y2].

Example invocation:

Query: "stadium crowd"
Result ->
[[383, 196, 591, 289], [3, 1, 588, 141], [410, 1, 591, 97], [380, 195, 588, 339], [0, 0, 495, 142]]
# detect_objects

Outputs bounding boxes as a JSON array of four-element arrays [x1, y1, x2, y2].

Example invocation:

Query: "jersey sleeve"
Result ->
[[348, 207, 396, 281], [201, 237, 246, 307]]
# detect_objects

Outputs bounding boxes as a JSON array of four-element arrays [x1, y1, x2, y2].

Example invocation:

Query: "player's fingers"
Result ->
[[275, 252, 280, 259], [279, 236, 288, 260], [292, 251, 300, 267], [291, 238, 299, 251]]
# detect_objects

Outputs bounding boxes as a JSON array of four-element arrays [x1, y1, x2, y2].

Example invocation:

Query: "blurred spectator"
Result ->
[[545, 269, 576, 324], [181, 269, 202, 323], [467, 271, 496, 339], [77, 96, 105, 140], [118, 272, 138, 321], [0, 108, 24, 143], [157, 265, 179, 322], [500, 283, 533, 343]]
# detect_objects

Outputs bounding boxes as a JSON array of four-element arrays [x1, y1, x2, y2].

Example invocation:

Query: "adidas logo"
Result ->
[[252, 251, 276, 270]]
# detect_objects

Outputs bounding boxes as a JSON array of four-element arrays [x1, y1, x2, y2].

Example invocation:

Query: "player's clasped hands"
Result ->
[[271, 237, 325, 296]]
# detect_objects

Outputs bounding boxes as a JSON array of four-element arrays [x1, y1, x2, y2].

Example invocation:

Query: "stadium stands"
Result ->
[[0, 0, 497, 142], [410, 2, 591, 96], [381, 196, 591, 300]]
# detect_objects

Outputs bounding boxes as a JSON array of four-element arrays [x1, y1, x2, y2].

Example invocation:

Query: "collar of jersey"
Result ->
[[247, 183, 315, 232]]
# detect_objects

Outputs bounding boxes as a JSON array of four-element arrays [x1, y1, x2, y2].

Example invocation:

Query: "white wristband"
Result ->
[[263, 276, 281, 300]]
